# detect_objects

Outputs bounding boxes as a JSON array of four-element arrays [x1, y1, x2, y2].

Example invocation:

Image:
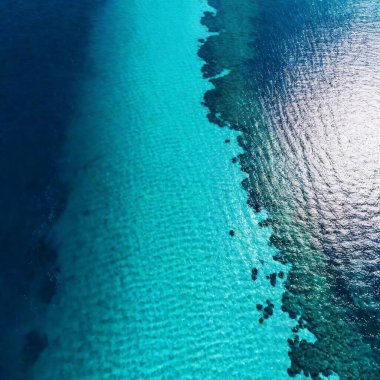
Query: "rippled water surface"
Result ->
[[1, 0, 380, 379], [201, 0, 380, 377], [248, 0, 380, 320]]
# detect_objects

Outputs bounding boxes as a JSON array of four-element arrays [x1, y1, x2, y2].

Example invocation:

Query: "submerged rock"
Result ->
[[263, 305, 274, 317], [269, 273, 277, 287]]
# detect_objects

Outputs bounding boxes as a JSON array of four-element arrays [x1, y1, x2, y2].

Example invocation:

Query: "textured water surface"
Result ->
[[1, 0, 379, 379], [200, 0, 380, 378]]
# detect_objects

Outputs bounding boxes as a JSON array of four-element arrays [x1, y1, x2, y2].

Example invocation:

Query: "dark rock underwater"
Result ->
[[199, 0, 380, 378]]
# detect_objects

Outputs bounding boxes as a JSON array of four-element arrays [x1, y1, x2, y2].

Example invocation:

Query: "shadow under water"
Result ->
[[199, 0, 380, 378], [0, 1, 104, 378]]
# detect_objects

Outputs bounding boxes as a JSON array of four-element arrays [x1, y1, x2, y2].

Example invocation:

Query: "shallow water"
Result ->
[[32, 1, 295, 379]]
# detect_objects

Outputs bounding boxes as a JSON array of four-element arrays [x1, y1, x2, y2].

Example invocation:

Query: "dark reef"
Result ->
[[199, 0, 380, 378], [266, 273, 277, 287], [251, 267, 258, 281]]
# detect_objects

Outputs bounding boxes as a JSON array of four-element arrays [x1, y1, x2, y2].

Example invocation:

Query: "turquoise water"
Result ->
[[33, 1, 298, 378]]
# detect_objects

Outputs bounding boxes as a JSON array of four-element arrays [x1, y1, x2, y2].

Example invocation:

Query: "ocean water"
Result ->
[[32, 0, 297, 379], [0, 1, 104, 378], [1, 0, 379, 379], [201, 0, 380, 378]]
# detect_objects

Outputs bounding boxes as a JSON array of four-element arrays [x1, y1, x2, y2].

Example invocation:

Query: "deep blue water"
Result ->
[[201, 0, 380, 377], [0, 1, 104, 378], [248, 0, 380, 329]]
